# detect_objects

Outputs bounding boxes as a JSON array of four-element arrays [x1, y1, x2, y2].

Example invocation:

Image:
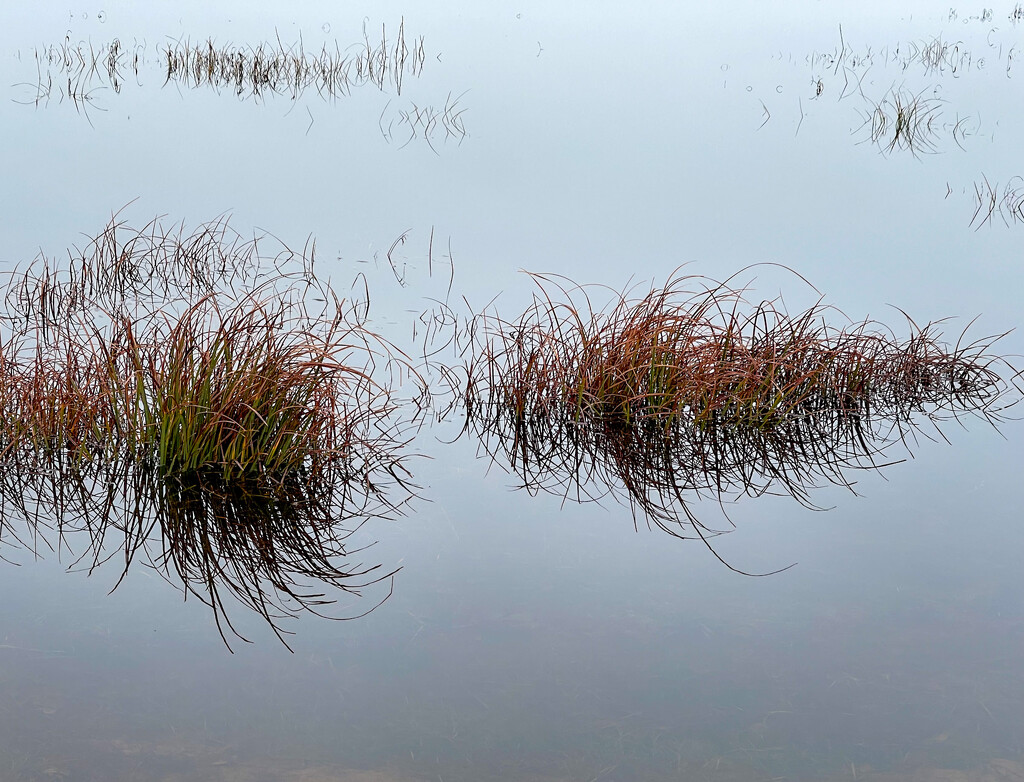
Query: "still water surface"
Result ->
[[1, 2, 1022, 780]]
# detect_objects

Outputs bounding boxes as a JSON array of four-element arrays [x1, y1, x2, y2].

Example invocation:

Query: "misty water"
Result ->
[[1, 2, 1023, 781]]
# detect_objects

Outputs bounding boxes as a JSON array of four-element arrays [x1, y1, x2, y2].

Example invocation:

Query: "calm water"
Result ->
[[1, 2, 1022, 780]]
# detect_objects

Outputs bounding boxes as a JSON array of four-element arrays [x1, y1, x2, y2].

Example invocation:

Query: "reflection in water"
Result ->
[[1, 458, 406, 650], [464, 271, 1019, 567], [0, 214, 422, 648]]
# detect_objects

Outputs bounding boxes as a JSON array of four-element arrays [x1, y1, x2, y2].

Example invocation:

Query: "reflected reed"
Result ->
[[1, 455, 408, 650], [463, 271, 1020, 571]]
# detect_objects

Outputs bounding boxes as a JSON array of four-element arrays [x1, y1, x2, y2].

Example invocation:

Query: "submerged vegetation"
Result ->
[[0, 213, 422, 646], [0, 455, 403, 650], [462, 271, 1020, 570]]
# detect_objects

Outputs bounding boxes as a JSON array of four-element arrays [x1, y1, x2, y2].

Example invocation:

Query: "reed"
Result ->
[[19, 21, 427, 110], [0, 214, 422, 644], [160, 20, 424, 100], [160, 25, 425, 100], [463, 272, 1019, 566], [2, 272, 410, 487], [858, 87, 946, 157], [13, 35, 138, 116], [1, 212, 275, 337], [969, 174, 1024, 229]]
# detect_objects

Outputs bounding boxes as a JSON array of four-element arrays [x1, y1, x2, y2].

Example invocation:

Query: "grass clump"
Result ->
[[161, 19, 425, 100], [134, 293, 371, 483], [463, 271, 1019, 567], [857, 86, 950, 157], [18, 20, 426, 111], [0, 214, 422, 645], [0, 214, 412, 489]]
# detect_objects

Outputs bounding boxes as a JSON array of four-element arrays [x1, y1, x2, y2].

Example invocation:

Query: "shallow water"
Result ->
[[1, 2, 1023, 780]]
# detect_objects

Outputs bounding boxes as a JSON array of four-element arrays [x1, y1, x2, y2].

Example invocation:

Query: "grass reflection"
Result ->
[[1, 454, 407, 650]]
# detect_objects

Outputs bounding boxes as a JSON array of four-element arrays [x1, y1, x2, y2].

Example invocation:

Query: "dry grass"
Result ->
[[463, 271, 1019, 570]]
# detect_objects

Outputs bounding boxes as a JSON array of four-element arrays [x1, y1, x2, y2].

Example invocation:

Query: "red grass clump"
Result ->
[[463, 271, 1019, 566]]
